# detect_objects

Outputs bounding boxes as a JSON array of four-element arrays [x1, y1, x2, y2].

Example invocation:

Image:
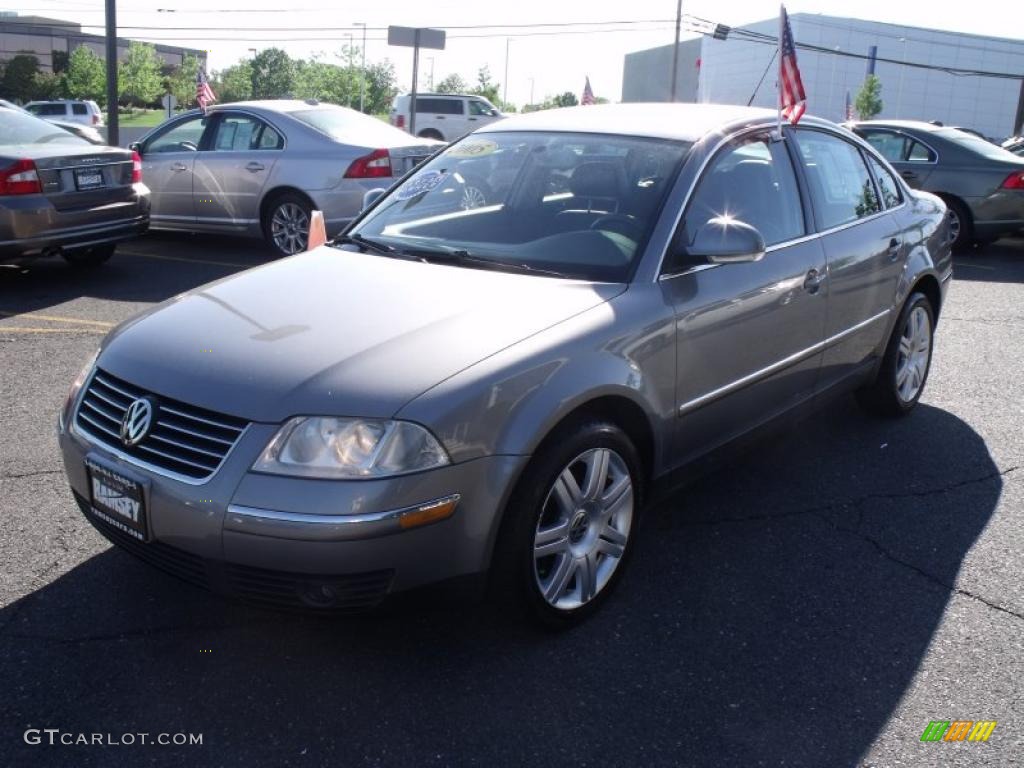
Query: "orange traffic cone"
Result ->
[[306, 210, 327, 251]]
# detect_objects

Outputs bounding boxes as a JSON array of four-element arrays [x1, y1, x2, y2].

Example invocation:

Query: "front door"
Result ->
[[191, 112, 282, 231], [660, 132, 828, 465], [140, 114, 212, 227]]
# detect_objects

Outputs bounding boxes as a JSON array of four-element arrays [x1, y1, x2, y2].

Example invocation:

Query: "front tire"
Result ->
[[263, 192, 312, 257], [856, 292, 935, 417], [492, 419, 643, 628]]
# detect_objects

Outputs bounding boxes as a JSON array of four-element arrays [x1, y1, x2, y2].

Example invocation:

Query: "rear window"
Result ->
[[27, 103, 68, 117], [935, 128, 1023, 162], [415, 98, 463, 115], [72, 103, 88, 115], [0, 108, 87, 146], [290, 105, 419, 146]]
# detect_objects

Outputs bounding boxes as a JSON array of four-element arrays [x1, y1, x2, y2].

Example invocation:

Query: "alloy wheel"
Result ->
[[460, 185, 488, 210], [947, 208, 961, 243], [895, 305, 931, 403], [270, 202, 310, 255], [533, 447, 634, 611]]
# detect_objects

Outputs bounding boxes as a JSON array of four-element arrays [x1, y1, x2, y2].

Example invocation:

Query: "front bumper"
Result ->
[[59, 418, 526, 611]]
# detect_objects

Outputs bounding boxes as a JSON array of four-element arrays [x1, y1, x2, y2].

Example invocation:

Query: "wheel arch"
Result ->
[[259, 186, 316, 226]]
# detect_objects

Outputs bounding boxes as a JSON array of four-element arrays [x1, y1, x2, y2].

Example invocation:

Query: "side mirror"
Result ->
[[128, 141, 142, 154], [689, 216, 766, 264], [361, 188, 387, 211]]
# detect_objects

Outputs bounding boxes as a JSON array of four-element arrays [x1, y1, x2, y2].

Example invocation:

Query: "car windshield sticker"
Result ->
[[395, 170, 447, 200], [447, 139, 499, 158]]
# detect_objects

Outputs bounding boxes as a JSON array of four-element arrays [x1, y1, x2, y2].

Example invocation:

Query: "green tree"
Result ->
[[435, 73, 467, 94], [167, 53, 201, 110], [2, 54, 41, 103], [855, 74, 883, 120], [471, 65, 500, 104], [215, 62, 253, 103], [551, 91, 578, 108], [363, 60, 397, 115], [251, 48, 294, 99], [119, 42, 163, 108], [32, 71, 65, 100], [65, 45, 106, 104], [294, 59, 356, 106]]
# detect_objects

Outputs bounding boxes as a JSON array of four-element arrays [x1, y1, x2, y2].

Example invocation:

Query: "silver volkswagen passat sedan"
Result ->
[[132, 100, 440, 257], [59, 104, 952, 625]]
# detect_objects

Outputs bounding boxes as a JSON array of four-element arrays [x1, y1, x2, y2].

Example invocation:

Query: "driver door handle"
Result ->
[[170, 162, 188, 172], [245, 161, 265, 172], [803, 268, 825, 294], [887, 238, 903, 260]]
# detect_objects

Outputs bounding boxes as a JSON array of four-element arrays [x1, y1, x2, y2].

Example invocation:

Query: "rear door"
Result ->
[[792, 128, 905, 386], [661, 131, 828, 464], [192, 111, 283, 230], [139, 114, 213, 227], [856, 127, 937, 190]]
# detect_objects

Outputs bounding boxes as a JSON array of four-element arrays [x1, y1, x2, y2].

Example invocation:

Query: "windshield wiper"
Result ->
[[406, 246, 569, 278], [333, 233, 405, 257]]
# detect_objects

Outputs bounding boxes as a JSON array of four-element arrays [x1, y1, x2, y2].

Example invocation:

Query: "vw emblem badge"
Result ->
[[120, 398, 154, 447]]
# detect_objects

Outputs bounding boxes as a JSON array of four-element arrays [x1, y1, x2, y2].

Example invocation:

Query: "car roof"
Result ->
[[475, 103, 827, 143], [850, 119, 950, 133], [209, 99, 332, 114]]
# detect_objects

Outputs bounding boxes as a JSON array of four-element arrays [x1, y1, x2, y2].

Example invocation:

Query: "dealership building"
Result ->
[[0, 13, 206, 71], [623, 14, 1024, 139]]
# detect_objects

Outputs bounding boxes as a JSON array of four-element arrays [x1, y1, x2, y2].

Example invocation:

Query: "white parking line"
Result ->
[[120, 250, 261, 269], [0, 311, 114, 328]]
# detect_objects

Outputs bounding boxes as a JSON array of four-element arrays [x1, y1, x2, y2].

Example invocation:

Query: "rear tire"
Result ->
[[491, 419, 643, 628], [63, 243, 114, 267], [417, 129, 444, 141], [262, 192, 312, 257], [856, 292, 935, 418], [940, 195, 973, 252]]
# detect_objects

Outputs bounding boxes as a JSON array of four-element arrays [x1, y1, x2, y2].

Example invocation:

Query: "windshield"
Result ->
[[349, 131, 689, 281], [0, 108, 88, 147], [935, 128, 1022, 162]]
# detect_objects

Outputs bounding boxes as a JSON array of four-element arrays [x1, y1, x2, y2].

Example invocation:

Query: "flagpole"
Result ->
[[776, 4, 783, 140]]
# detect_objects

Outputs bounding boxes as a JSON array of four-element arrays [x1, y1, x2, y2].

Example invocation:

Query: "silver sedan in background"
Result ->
[[133, 100, 440, 256]]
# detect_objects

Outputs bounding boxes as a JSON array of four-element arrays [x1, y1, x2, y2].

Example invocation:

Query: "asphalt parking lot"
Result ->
[[1, 231, 1022, 767]]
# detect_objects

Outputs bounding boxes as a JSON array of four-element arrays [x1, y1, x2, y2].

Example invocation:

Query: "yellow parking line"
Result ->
[[0, 311, 113, 328], [0, 327, 107, 334], [120, 250, 259, 269]]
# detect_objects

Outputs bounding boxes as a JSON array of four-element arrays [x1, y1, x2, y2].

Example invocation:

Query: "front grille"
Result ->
[[225, 563, 394, 611], [75, 368, 248, 481]]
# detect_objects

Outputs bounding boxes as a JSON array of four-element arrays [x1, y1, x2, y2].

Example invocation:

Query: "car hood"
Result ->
[[99, 247, 625, 423]]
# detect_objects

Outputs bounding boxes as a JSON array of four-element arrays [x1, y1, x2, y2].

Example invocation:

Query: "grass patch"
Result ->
[[117, 109, 179, 127]]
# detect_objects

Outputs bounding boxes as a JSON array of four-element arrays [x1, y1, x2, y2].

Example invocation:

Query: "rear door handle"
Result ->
[[887, 238, 902, 260], [245, 162, 265, 172], [170, 162, 188, 172], [803, 268, 825, 294], [900, 170, 917, 180]]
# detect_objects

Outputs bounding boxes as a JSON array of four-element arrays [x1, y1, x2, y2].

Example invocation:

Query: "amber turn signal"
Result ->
[[399, 495, 460, 530]]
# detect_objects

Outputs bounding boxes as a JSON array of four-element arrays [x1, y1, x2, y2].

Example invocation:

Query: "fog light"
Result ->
[[299, 581, 340, 608], [399, 495, 460, 530]]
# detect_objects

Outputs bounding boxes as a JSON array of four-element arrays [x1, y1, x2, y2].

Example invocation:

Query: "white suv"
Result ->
[[389, 93, 503, 142], [24, 99, 104, 127]]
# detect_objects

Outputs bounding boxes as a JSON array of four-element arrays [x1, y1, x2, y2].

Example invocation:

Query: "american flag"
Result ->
[[196, 68, 216, 113], [779, 6, 806, 124], [581, 77, 595, 106]]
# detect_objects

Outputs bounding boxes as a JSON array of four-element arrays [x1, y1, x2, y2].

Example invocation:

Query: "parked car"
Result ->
[[389, 92, 504, 142], [0, 106, 148, 266], [1, 99, 105, 144], [59, 104, 951, 625], [132, 100, 440, 256], [847, 120, 1024, 249], [24, 99, 104, 127], [1002, 136, 1024, 157]]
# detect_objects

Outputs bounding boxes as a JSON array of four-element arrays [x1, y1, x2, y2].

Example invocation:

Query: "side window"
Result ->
[[795, 130, 881, 230], [468, 100, 492, 116], [907, 140, 936, 162], [863, 130, 906, 163], [443, 99, 465, 115], [72, 103, 88, 115], [255, 124, 283, 150], [682, 136, 805, 249], [145, 116, 208, 154], [211, 115, 263, 151], [865, 154, 903, 209]]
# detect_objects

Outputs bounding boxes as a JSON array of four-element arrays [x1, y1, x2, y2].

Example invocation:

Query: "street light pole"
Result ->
[[355, 22, 366, 112], [669, 0, 682, 101], [104, 0, 118, 145], [503, 38, 510, 106]]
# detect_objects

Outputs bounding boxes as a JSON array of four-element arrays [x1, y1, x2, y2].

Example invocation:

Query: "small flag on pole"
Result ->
[[196, 68, 216, 113], [581, 76, 596, 105], [778, 5, 806, 124], [845, 89, 853, 121]]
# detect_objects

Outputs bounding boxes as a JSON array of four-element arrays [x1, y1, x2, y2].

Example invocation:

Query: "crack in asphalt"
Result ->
[[0, 469, 64, 480], [663, 465, 1022, 622], [943, 315, 1024, 328]]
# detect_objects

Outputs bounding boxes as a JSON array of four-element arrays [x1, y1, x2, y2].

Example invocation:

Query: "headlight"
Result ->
[[253, 417, 450, 479], [60, 348, 99, 432]]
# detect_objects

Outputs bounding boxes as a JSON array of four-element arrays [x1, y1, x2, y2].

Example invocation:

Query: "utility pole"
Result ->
[[669, 0, 682, 101], [503, 38, 510, 106], [355, 22, 366, 112], [104, 0, 118, 145]]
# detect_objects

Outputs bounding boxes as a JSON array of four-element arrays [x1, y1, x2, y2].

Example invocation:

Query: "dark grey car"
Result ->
[[849, 120, 1024, 249], [0, 107, 149, 266], [58, 104, 951, 625]]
